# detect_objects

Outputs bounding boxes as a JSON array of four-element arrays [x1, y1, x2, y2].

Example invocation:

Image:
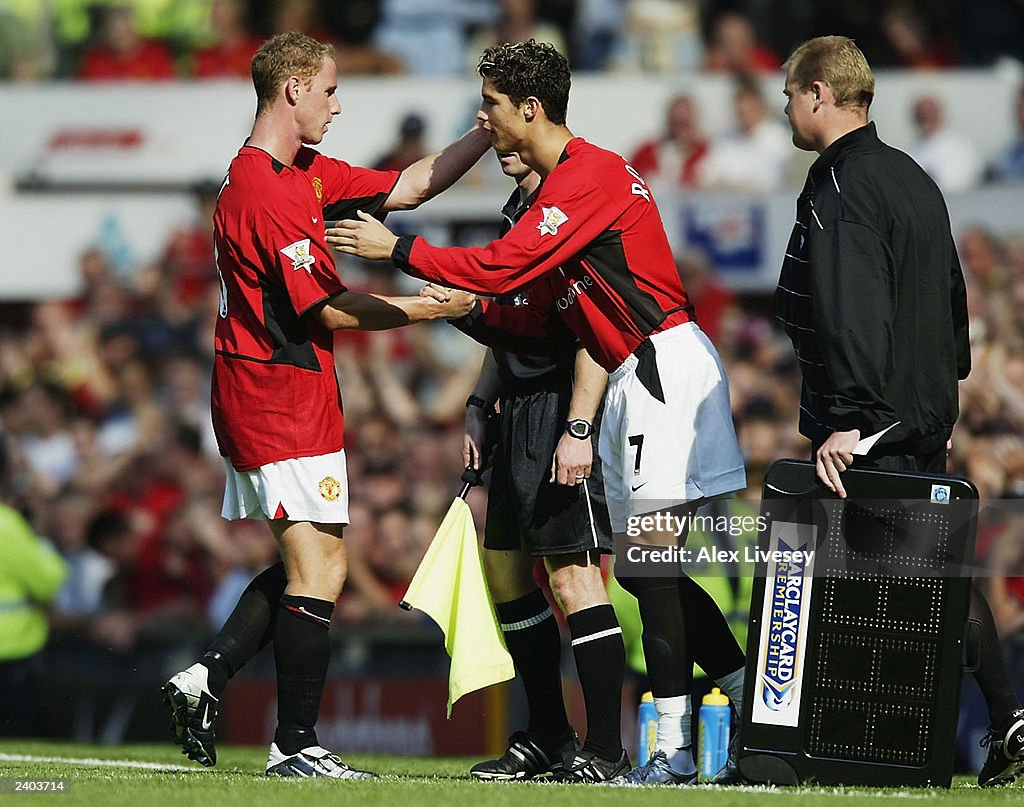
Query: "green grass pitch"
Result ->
[[0, 741, 1021, 806]]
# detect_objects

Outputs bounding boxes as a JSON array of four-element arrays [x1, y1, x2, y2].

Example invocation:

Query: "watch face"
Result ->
[[568, 420, 591, 438]]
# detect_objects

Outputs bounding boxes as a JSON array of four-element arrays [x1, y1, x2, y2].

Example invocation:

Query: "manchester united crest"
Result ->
[[312, 176, 323, 202], [318, 476, 341, 501]]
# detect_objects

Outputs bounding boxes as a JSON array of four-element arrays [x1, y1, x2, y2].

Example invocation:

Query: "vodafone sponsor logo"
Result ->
[[556, 274, 595, 310]]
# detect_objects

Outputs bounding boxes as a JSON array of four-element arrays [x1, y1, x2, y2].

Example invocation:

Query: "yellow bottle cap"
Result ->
[[641, 691, 654, 703], [703, 687, 730, 706]]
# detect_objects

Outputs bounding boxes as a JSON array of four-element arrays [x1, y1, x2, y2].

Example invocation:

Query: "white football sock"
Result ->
[[654, 694, 695, 774]]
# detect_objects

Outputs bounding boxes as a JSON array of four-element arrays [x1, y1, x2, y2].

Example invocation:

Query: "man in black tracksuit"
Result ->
[[778, 35, 1024, 788], [776, 120, 968, 474]]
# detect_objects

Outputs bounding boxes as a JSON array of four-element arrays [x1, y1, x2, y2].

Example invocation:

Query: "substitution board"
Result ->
[[736, 459, 979, 787]]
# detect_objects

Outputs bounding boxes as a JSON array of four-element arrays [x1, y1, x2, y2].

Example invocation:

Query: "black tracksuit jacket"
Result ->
[[776, 122, 971, 454]]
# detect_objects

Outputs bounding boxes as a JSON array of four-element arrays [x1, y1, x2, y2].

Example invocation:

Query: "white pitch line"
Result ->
[[0, 753, 201, 772]]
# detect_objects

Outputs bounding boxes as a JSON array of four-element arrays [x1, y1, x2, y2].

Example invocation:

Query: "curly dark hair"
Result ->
[[477, 40, 570, 125]]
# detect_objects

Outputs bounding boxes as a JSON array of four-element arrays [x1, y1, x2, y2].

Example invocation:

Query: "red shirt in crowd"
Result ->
[[629, 138, 709, 188], [192, 37, 264, 78], [78, 40, 177, 80]]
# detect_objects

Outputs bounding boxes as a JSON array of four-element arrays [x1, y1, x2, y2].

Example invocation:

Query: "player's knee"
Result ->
[[549, 562, 606, 613], [286, 555, 347, 600]]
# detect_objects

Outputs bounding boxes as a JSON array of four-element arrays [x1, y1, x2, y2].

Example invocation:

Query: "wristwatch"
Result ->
[[565, 418, 594, 439]]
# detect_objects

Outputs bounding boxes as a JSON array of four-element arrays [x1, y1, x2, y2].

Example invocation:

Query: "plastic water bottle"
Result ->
[[699, 687, 731, 780], [636, 691, 657, 766]]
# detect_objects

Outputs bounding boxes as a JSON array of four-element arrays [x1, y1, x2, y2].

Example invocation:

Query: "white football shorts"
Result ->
[[599, 323, 746, 533], [221, 449, 350, 524]]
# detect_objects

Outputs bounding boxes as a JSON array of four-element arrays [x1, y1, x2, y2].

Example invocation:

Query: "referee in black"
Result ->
[[451, 150, 626, 781], [777, 35, 1024, 788]]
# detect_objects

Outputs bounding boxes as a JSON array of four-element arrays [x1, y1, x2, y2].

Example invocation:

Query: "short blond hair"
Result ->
[[251, 32, 335, 114], [784, 36, 874, 110]]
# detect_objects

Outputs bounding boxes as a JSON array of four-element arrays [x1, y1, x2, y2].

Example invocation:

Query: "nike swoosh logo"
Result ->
[[631, 482, 647, 492], [200, 704, 213, 730], [312, 217, 319, 224]]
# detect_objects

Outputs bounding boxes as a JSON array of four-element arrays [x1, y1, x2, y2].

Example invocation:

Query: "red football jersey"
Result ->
[[212, 144, 398, 470], [393, 138, 692, 372]]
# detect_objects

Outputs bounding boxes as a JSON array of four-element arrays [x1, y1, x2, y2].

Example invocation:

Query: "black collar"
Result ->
[[809, 121, 880, 184]]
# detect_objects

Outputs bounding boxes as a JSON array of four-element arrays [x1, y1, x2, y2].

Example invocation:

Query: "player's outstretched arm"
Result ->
[[327, 211, 399, 261], [383, 124, 491, 211], [310, 288, 475, 331]]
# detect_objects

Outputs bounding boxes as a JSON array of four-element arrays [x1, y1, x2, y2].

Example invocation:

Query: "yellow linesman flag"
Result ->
[[402, 497, 515, 717]]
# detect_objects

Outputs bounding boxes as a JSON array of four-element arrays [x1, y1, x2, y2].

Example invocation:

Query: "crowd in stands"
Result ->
[[627, 80, 1024, 194], [1, 0, 1022, 81]]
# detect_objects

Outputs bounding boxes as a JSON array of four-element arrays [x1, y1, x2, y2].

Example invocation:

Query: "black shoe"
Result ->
[[710, 731, 749, 785], [162, 663, 219, 767], [709, 754, 748, 785], [979, 708, 1024, 787], [551, 749, 631, 783], [470, 731, 576, 781], [607, 749, 696, 786]]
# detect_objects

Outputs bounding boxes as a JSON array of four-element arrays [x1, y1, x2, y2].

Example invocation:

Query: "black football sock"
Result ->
[[619, 575, 693, 768], [273, 594, 334, 755], [495, 589, 572, 744], [679, 575, 745, 679], [618, 576, 691, 697], [202, 561, 287, 696], [567, 604, 625, 761], [970, 584, 1021, 724]]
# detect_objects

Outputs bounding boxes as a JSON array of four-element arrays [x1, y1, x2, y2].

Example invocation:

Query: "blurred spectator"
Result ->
[[991, 86, 1024, 183], [675, 250, 734, 343], [261, 0, 404, 77], [609, 0, 703, 72], [190, 0, 263, 79], [366, 505, 425, 604], [76, 4, 177, 81], [264, 0, 335, 43], [702, 10, 779, 74], [960, 226, 1009, 293], [628, 94, 709, 188], [699, 76, 791, 192], [0, 3, 56, 79], [373, 0, 472, 76], [373, 113, 429, 172], [880, 1, 954, 69], [51, 506, 122, 630], [466, 0, 568, 69], [983, 484, 1024, 689], [572, 0, 627, 71], [323, 0, 406, 74], [15, 383, 80, 494], [157, 179, 220, 306], [905, 94, 984, 193], [206, 519, 278, 629], [0, 435, 69, 736], [27, 299, 118, 417]]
